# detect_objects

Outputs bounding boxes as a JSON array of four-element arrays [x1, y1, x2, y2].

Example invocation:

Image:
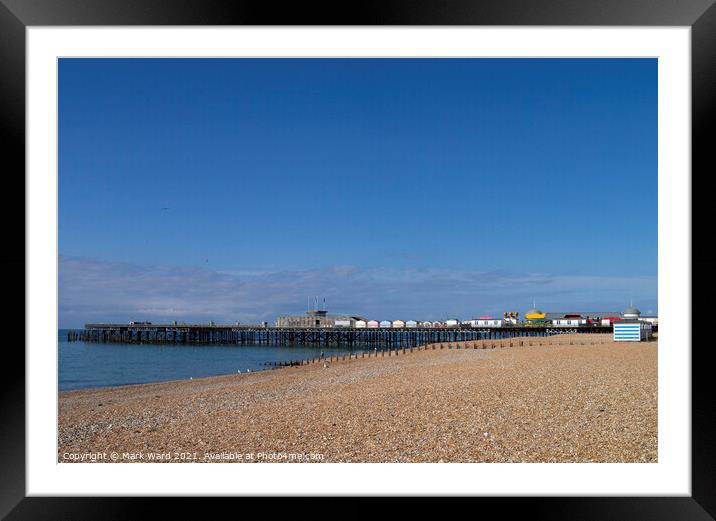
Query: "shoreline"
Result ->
[[59, 335, 607, 395], [59, 333, 657, 463]]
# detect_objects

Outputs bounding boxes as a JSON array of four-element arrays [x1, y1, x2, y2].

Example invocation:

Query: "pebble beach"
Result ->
[[58, 333, 657, 463]]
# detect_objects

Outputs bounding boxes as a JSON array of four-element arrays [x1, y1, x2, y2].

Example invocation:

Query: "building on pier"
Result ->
[[367, 320, 380, 328], [621, 305, 657, 326], [623, 306, 641, 320], [471, 317, 504, 327], [545, 312, 623, 325], [600, 316, 622, 326], [276, 308, 365, 328], [524, 308, 547, 324], [552, 317, 589, 327]]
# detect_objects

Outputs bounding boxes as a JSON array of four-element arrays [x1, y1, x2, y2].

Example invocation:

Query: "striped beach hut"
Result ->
[[613, 320, 653, 342], [367, 320, 380, 329]]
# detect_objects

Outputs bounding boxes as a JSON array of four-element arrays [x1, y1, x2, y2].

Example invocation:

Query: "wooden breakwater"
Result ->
[[68, 324, 614, 348], [261, 334, 621, 368]]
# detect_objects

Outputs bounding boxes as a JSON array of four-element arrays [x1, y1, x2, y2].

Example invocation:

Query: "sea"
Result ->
[[58, 329, 359, 392]]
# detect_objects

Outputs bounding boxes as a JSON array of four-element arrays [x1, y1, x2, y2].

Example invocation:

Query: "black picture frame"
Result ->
[[2, 0, 713, 517]]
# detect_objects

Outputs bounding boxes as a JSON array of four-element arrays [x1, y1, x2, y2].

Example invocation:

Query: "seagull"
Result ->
[[160, 207, 170, 211]]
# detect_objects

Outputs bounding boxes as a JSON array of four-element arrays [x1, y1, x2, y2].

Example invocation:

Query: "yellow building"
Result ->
[[525, 308, 546, 323]]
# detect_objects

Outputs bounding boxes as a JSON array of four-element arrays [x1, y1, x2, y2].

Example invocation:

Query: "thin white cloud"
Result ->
[[59, 255, 657, 327]]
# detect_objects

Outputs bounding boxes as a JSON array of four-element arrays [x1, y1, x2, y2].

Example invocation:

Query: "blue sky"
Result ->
[[59, 58, 657, 326]]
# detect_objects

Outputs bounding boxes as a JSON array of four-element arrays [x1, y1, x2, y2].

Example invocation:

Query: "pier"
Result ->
[[69, 323, 616, 348]]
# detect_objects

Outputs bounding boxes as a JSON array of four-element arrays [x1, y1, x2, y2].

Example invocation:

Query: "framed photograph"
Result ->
[[4, 0, 713, 517]]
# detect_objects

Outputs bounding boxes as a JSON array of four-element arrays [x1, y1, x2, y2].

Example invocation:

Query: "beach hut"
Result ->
[[379, 320, 392, 328], [392, 320, 405, 328], [445, 319, 460, 327], [406, 320, 418, 328], [367, 320, 380, 329], [613, 320, 653, 341], [355, 320, 367, 328]]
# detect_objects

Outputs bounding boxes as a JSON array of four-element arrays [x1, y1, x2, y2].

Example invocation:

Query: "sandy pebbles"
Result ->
[[58, 334, 657, 463]]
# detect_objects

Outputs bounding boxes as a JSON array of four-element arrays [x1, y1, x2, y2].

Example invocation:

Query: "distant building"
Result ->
[[421, 321, 433, 327], [406, 320, 419, 328], [392, 320, 406, 328], [524, 308, 546, 323], [545, 312, 622, 325], [355, 320, 367, 328], [471, 318, 504, 327], [379, 320, 392, 328], [367, 320, 380, 328], [445, 319, 460, 327], [623, 306, 641, 320], [552, 318, 588, 327], [624, 305, 657, 325], [276, 309, 365, 328]]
